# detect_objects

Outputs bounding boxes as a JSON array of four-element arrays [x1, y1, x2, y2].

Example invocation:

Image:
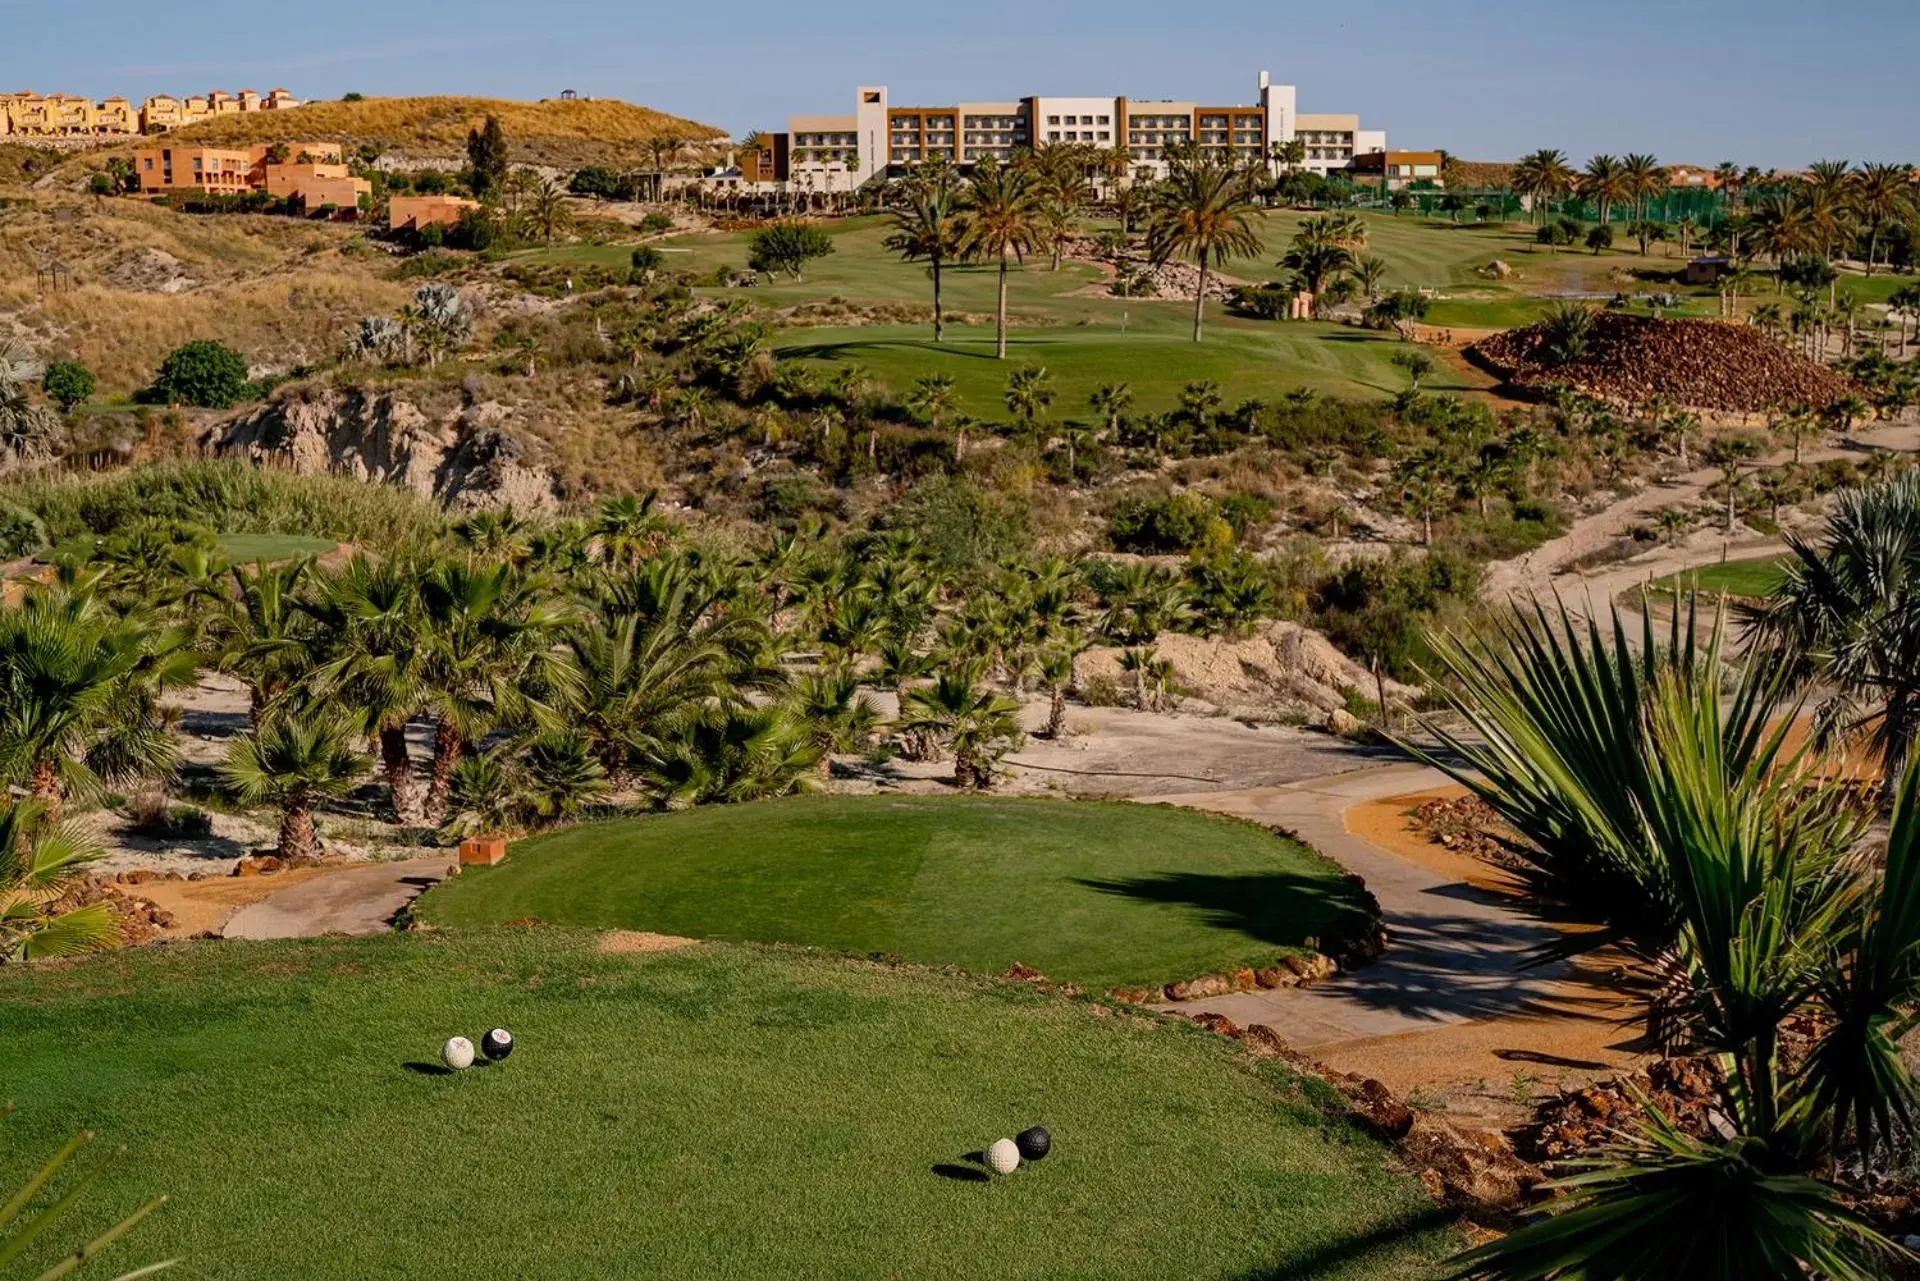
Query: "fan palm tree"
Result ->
[[958, 157, 1044, 359], [0, 342, 62, 465], [906, 373, 964, 458], [641, 704, 819, 809], [883, 159, 966, 342], [1088, 381, 1133, 440], [790, 671, 879, 777], [305, 557, 432, 823], [207, 559, 318, 723], [0, 801, 122, 961], [0, 590, 192, 811], [1143, 158, 1264, 343], [899, 669, 1024, 789], [222, 706, 368, 861], [414, 560, 577, 826], [1746, 474, 1920, 791], [1003, 364, 1054, 433]]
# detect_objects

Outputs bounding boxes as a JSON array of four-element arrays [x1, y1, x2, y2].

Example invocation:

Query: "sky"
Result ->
[[3, 0, 1916, 167]]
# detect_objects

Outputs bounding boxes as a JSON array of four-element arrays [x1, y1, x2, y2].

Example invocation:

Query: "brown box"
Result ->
[[459, 837, 508, 867]]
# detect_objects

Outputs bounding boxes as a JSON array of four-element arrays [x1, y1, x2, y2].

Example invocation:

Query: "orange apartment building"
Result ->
[[134, 140, 371, 212], [0, 88, 300, 138], [388, 194, 482, 233]]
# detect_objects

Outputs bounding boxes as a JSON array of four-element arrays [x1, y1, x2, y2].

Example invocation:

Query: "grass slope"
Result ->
[[150, 96, 726, 167], [419, 795, 1373, 988], [0, 933, 1456, 1280]]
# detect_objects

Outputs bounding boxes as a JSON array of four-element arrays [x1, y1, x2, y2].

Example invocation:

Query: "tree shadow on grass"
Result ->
[[1074, 871, 1376, 952], [1237, 1204, 1458, 1280]]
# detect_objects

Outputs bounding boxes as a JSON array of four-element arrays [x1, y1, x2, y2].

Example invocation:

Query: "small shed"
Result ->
[[1685, 256, 1732, 285]]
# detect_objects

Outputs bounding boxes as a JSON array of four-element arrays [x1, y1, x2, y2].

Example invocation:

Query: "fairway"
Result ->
[[1645, 553, 1789, 599], [419, 795, 1375, 988], [0, 933, 1457, 1280]]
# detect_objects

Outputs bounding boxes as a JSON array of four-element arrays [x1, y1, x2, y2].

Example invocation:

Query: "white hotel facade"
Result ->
[[743, 72, 1385, 194]]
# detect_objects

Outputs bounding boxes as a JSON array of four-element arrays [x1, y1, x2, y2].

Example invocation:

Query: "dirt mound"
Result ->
[[105, 246, 198, 294], [1472, 312, 1852, 412], [1080, 620, 1417, 721]]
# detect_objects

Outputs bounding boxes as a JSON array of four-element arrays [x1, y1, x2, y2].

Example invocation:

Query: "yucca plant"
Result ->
[[0, 1104, 175, 1279], [1419, 599, 1918, 1278]]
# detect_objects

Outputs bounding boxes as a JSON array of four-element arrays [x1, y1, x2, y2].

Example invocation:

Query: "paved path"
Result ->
[[222, 856, 453, 940], [1149, 764, 1582, 1049]]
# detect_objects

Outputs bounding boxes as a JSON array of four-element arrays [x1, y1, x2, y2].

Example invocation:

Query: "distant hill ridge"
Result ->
[[154, 95, 727, 168]]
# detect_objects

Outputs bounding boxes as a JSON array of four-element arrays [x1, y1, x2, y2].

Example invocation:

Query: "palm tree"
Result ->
[[1746, 474, 1920, 790], [883, 160, 967, 342], [527, 176, 574, 243], [1352, 255, 1388, 299], [1280, 239, 1353, 298], [906, 373, 964, 458], [642, 704, 819, 809], [306, 557, 432, 824], [1088, 381, 1133, 441], [1512, 148, 1575, 223], [415, 560, 576, 826], [899, 669, 1025, 789], [1849, 161, 1912, 276], [0, 590, 192, 810], [958, 157, 1044, 359], [790, 671, 879, 777], [1, 801, 122, 960], [221, 706, 368, 861], [1621, 152, 1662, 229], [1003, 364, 1054, 433], [1143, 159, 1264, 343], [1579, 154, 1628, 226]]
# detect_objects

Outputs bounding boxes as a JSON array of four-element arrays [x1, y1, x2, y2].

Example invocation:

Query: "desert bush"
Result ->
[[150, 340, 251, 408]]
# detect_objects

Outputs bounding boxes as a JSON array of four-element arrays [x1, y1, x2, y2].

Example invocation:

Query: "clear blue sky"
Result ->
[[3, 0, 1914, 167]]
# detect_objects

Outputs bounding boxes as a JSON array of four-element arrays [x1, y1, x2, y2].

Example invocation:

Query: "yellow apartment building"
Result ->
[[0, 88, 302, 138]]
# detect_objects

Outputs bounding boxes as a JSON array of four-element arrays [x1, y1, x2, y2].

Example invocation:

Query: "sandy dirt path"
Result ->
[[222, 856, 453, 940]]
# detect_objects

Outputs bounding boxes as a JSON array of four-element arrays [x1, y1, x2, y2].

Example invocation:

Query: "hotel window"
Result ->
[[1046, 115, 1059, 125], [1096, 115, 1109, 125]]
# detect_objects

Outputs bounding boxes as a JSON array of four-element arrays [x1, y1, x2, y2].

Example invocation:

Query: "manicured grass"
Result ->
[[1643, 553, 1790, 599], [0, 933, 1457, 1279], [420, 795, 1374, 989], [39, 532, 337, 564]]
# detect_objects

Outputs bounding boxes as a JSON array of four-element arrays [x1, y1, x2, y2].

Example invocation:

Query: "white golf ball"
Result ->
[[442, 1036, 475, 1070], [985, 1138, 1020, 1176]]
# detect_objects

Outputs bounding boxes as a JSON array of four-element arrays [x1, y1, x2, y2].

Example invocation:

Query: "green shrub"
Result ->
[[1108, 492, 1224, 554], [41, 361, 96, 413], [151, 340, 250, 409]]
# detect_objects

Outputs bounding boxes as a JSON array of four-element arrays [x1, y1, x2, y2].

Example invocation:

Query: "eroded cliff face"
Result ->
[[214, 388, 561, 511]]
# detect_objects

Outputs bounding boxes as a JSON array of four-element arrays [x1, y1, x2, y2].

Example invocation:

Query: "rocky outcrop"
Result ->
[[214, 387, 561, 511]]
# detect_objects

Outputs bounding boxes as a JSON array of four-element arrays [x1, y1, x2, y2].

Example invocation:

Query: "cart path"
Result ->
[[222, 855, 453, 940], [1148, 764, 1615, 1050]]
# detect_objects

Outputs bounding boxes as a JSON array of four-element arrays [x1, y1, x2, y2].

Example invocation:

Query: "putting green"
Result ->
[[419, 795, 1377, 989]]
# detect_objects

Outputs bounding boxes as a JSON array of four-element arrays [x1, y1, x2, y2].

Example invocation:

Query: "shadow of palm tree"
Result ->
[[1075, 871, 1377, 951]]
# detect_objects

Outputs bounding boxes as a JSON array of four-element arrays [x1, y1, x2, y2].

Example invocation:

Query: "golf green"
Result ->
[[418, 795, 1376, 989]]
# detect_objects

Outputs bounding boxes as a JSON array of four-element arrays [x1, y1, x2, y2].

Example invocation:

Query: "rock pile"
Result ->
[[1408, 794, 1526, 870], [1472, 313, 1853, 412]]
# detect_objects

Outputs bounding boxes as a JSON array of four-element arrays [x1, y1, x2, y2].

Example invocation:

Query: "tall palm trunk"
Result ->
[[279, 801, 321, 861], [995, 249, 1010, 360], [379, 723, 419, 824], [1192, 261, 1209, 343], [931, 256, 945, 343], [425, 722, 463, 826], [1045, 685, 1067, 739]]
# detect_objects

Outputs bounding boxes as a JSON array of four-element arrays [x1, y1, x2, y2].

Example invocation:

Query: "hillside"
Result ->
[[152, 95, 728, 168]]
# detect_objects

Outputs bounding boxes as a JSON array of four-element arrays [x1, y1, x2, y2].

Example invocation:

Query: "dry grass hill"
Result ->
[[134, 96, 728, 168]]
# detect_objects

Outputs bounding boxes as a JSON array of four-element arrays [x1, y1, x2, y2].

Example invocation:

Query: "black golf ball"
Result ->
[[1015, 1126, 1051, 1161], [481, 1028, 514, 1061]]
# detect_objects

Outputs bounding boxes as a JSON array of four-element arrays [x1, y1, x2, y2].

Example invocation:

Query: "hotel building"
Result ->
[[132, 140, 371, 212], [748, 73, 1384, 193]]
